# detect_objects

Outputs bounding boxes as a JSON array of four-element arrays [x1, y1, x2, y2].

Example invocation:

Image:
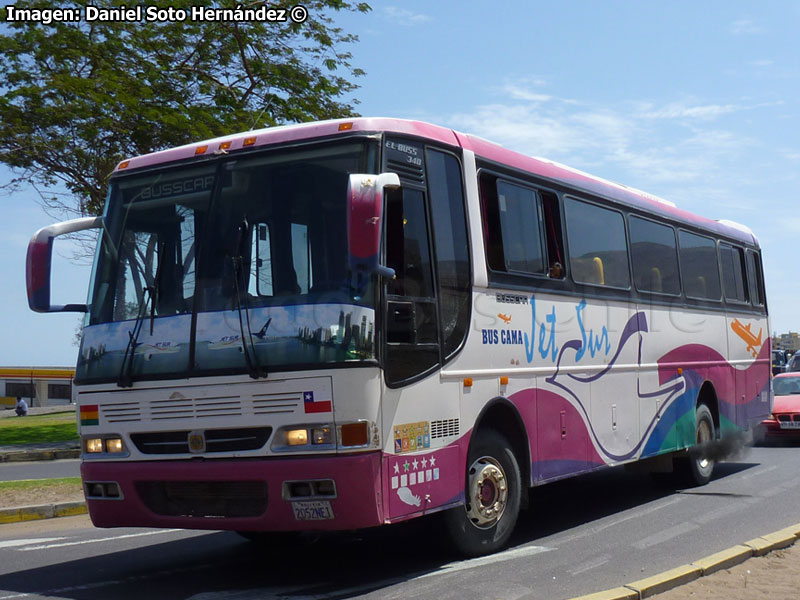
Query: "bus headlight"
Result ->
[[105, 437, 124, 453], [83, 435, 127, 456], [284, 427, 332, 446], [286, 429, 309, 446], [273, 422, 377, 452], [312, 427, 333, 445], [85, 438, 104, 453]]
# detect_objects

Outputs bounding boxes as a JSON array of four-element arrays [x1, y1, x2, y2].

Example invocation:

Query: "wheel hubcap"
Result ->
[[466, 456, 508, 528], [696, 418, 713, 471]]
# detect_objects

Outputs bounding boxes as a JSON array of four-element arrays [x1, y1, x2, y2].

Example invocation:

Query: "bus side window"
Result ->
[[629, 216, 680, 295], [746, 249, 765, 306], [427, 149, 470, 359], [384, 186, 440, 384], [479, 172, 564, 279], [720, 242, 748, 303], [678, 230, 721, 301], [564, 197, 630, 289]]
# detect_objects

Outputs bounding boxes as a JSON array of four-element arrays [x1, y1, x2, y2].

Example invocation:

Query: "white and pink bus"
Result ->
[[27, 118, 770, 556]]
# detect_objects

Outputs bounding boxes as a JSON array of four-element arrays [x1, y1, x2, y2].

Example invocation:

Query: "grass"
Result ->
[[0, 411, 78, 445], [0, 477, 84, 508], [0, 477, 81, 492]]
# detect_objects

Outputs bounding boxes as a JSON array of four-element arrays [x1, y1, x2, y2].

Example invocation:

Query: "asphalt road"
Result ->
[[0, 459, 80, 482], [0, 444, 799, 600]]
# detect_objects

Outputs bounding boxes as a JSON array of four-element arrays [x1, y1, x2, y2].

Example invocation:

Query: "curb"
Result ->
[[0, 448, 80, 463], [0, 501, 87, 524], [569, 522, 800, 600]]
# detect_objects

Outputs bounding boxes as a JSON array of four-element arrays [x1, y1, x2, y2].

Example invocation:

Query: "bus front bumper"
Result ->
[[81, 452, 384, 532]]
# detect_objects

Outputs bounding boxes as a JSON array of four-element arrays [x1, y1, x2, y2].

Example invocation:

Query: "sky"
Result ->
[[2, 1, 799, 367]]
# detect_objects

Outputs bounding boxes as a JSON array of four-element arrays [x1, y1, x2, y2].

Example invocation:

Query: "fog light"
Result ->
[[86, 482, 104, 497], [105, 438, 124, 453], [85, 438, 103, 453], [316, 479, 336, 496], [286, 429, 308, 446], [312, 427, 332, 445], [103, 482, 121, 498]]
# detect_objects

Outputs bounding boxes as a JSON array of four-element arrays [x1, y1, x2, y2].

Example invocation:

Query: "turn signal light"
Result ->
[[340, 422, 368, 447]]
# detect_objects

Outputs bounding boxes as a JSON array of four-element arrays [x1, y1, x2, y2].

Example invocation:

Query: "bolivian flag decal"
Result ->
[[80, 405, 99, 426]]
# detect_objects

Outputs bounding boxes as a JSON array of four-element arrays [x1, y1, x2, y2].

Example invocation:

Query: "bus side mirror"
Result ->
[[26, 216, 103, 313], [346, 173, 400, 279]]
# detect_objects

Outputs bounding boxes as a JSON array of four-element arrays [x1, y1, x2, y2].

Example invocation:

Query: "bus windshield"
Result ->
[[78, 140, 378, 383]]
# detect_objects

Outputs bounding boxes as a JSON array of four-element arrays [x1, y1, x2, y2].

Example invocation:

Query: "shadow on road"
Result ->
[[0, 457, 766, 599]]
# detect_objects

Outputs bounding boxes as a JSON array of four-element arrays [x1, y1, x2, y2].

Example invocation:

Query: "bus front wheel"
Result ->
[[443, 429, 522, 557]]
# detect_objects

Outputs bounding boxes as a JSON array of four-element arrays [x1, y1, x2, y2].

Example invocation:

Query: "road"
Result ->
[[0, 459, 80, 482], [0, 444, 799, 600]]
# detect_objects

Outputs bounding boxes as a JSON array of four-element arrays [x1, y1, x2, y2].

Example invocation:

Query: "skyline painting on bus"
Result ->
[[77, 303, 376, 380]]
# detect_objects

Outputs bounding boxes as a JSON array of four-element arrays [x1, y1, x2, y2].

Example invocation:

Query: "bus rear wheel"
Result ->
[[443, 429, 521, 557], [675, 404, 716, 486]]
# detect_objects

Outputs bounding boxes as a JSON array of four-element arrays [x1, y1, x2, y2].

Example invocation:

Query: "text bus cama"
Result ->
[[27, 118, 771, 556]]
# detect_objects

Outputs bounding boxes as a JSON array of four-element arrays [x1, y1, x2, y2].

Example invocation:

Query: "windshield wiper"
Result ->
[[118, 240, 164, 387], [231, 218, 268, 379], [118, 285, 153, 388]]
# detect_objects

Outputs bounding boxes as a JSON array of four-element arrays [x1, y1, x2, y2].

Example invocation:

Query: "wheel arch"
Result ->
[[696, 380, 720, 438], [471, 397, 531, 493]]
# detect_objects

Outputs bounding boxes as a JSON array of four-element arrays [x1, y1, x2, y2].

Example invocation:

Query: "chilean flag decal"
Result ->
[[303, 391, 332, 414]]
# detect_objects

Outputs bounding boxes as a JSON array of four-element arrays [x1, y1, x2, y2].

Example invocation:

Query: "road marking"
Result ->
[[739, 465, 778, 480], [632, 521, 698, 549], [414, 544, 553, 580], [568, 553, 611, 575], [0, 537, 64, 549], [19, 529, 181, 551], [692, 503, 742, 524], [186, 583, 377, 600]]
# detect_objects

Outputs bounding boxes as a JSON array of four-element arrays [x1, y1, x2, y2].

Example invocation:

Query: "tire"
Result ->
[[443, 429, 522, 557], [675, 404, 716, 486]]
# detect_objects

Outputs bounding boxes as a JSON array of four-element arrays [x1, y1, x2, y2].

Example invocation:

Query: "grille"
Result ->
[[130, 427, 272, 455], [777, 414, 800, 422], [387, 158, 425, 185], [150, 395, 242, 420], [252, 392, 302, 415], [431, 418, 460, 439], [102, 401, 141, 423], [136, 480, 267, 518], [100, 393, 302, 424]]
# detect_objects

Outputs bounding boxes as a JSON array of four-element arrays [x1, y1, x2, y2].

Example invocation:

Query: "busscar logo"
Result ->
[[140, 175, 215, 201]]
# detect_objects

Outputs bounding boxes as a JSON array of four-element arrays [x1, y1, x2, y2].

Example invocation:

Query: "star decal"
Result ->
[[403, 460, 410, 472], [412, 458, 419, 470], [429, 456, 436, 467], [393, 463, 399, 474], [421, 457, 428, 468]]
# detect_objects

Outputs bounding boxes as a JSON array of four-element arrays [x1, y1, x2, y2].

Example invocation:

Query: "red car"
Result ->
[[756, 372, 800, 442]]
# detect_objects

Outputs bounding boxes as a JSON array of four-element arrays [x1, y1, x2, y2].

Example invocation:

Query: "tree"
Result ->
[[0, 0, 371, 218]]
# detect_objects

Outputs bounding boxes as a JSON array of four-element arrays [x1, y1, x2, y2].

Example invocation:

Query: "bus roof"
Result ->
[[113, 117, 758, 246]]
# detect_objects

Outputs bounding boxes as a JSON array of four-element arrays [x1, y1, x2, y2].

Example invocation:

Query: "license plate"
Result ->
[[778, 420, 800, 430], [292, 500, 334, 521]]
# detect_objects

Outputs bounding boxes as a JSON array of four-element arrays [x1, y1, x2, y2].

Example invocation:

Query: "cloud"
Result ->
[[383, 6, 432, 26], [636, 101, 741, 121], [442, 81, 767, 200], [730, 18, 763, 35]]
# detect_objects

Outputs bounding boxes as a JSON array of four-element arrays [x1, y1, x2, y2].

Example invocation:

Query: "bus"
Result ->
[[26, 118, 771, 556]]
